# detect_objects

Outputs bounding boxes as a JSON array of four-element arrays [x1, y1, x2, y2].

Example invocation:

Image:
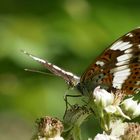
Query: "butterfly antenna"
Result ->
[[24, 68, 54, 76], [22, 50, 80, 87]]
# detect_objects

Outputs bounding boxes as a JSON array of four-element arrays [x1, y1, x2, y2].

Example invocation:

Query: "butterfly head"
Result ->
[[64, 73, 80, 89]]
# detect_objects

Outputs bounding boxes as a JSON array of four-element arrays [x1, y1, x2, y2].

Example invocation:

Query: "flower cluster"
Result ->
[[93, 86, 140, 121], [92, 86, 140, 139]]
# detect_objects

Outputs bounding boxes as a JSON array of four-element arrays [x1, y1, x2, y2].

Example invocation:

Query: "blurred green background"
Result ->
[[0, 0, 140, 139]]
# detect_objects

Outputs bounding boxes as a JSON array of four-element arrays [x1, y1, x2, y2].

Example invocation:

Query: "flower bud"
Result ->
[[93, 86, 114, 108], [121, 98, 140, 118], [34, 116, 64, 140], [94, 133, 118, 140]]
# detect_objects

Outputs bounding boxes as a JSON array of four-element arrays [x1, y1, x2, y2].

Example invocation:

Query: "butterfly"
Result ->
[[23, 28, 140, 96]]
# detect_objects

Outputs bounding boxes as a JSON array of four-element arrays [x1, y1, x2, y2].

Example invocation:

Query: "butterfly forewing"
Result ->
[[80, 28, 140, 95]]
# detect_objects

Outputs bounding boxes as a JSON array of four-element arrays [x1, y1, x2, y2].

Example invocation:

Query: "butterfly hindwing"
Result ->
[[80, 28, 140, 95]]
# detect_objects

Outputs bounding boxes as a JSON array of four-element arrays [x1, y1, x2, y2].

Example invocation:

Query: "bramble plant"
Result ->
[[32, 86, 140, 140]]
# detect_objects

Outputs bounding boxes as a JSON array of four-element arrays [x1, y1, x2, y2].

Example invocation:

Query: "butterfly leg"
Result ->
[[63, 94, 82, 119]]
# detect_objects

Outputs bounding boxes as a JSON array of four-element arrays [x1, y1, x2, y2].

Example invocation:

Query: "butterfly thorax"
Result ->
[[76, 74, 113, 96]]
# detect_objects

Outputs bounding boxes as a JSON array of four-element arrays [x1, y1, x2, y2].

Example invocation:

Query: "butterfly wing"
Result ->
[[79, 28, 140, 95]]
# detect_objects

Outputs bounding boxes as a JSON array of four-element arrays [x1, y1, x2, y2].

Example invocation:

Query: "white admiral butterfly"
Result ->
[[23, 28, 140, 95]]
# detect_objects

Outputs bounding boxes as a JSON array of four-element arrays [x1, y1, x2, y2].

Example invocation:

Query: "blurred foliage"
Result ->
[[0, 0, 140, 139]]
